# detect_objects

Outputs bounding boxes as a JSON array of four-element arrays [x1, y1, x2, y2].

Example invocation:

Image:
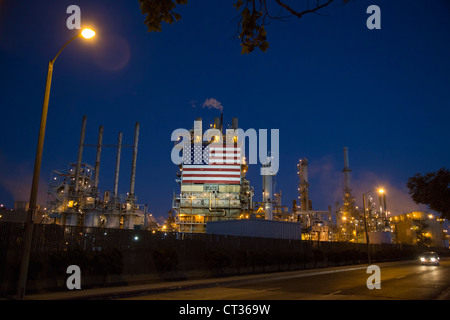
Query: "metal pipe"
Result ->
[[93, 125, 103, 190], [129, 122, 139, 197], [113, 132, 122, 198], [209, 192, 226, 216], [74, 115, 87, 193]]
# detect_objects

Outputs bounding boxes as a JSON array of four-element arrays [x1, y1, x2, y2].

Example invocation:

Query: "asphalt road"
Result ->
[[124, 258, 450, 300]]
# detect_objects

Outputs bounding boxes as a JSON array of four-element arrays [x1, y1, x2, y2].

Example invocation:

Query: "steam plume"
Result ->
[[202, 98, 223, 112]]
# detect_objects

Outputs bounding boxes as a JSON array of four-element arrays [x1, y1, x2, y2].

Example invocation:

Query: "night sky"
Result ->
[[1, 0, 449, 221]]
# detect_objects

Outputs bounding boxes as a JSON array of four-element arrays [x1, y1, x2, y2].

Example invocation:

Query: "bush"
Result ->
[[152, 247, 179, 274]]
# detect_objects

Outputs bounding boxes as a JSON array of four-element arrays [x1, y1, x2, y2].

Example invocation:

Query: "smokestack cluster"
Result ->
[[73, 116, 140, 202]]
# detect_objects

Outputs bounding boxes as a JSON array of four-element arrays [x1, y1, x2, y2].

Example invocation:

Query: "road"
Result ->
[[123, 258, 450, 300]]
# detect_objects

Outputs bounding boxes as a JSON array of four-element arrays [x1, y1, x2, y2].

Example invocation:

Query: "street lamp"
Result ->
[[362, 188, 385, 265], [16, 28, 96, 300]]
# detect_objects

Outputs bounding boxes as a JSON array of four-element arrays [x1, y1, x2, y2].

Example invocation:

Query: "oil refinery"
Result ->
[[21, 114, 398, 244], [44, 115, 156, 230], [167, 115, 391, 243], [0, 112, 448, 250]]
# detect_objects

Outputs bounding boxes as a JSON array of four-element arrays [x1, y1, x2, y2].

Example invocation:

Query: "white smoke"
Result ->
[[190, 98, 224, 112], [201, 98, 223, 112]]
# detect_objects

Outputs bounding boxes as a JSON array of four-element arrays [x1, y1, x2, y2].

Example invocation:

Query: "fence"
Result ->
[[0, 221, 447, 294]]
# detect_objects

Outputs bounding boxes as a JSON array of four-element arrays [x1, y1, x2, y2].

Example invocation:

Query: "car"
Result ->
[[419, 251, 440, 266]]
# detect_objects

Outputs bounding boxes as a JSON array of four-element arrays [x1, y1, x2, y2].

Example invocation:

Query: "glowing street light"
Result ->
[[81, 28, 96, 39], [16, 28, 96, 300]]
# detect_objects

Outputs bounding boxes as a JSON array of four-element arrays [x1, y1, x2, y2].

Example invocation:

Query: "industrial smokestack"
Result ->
[[343, 147, 352, 195], [343, 147, 350, 169], [129, 122, 139, 198], [93, 125, 103, 190], [231, 118, 238, 130], [213, 117, 220, 129], [74, 115, 87, 193], [113, 132, 122, 198], [262, 163, 274, 220], [298, 158, 309, 211]]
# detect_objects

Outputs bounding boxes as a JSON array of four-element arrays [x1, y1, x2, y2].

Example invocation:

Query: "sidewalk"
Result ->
[[25, 262, 407, 300]]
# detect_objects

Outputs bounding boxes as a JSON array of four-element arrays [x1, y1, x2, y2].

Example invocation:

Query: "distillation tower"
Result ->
[[296, 158, 332, 240]]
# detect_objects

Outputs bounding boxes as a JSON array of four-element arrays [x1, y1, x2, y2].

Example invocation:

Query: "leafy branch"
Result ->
[[138, 0, 351, 54]]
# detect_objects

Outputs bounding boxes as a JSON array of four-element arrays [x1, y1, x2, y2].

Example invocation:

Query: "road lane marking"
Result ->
[[264, 287, 281, 291], [329, 290, 342, 295]]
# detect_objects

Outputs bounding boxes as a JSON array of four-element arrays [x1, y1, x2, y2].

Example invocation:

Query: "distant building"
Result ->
[[390, 211, 447, 247]]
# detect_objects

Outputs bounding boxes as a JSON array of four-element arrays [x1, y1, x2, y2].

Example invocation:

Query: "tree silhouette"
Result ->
[[407, 168, 450, 219]]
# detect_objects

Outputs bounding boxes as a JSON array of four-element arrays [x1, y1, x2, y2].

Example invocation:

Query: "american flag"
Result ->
[[182, 142, 241, 185]]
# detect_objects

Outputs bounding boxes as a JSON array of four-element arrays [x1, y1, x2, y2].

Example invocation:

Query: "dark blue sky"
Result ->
[[1, 0, 449, 219]]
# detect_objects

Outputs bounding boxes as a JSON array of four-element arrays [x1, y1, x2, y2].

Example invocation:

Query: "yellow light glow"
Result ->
[[378, 188, 385, 194], [81, 28, 96, 39]]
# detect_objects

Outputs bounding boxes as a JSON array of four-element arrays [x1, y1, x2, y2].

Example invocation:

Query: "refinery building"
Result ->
[[172, 116, 254, 233]]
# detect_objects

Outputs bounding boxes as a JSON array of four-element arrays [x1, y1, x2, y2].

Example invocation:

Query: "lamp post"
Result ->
[[16, 28, 95, 300], [362, 188, 385, 265]]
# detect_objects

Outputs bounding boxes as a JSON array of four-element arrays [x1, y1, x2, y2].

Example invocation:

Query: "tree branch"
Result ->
[[274, 0, 335, 19]]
